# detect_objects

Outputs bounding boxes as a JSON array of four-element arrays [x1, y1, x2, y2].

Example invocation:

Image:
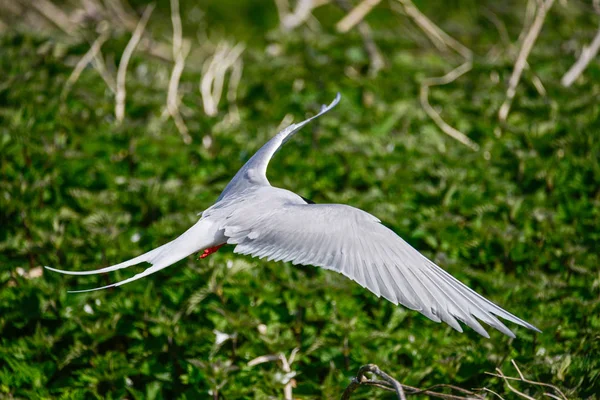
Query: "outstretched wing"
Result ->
[[217, 93, 341, 201], [221, 201, 540, 338]]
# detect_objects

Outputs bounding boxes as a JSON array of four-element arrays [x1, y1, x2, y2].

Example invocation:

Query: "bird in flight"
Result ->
[[46, 94, 539, 338]]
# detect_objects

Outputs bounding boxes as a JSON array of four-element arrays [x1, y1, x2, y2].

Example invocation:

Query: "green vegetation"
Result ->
[[1, 1, 599, 398]]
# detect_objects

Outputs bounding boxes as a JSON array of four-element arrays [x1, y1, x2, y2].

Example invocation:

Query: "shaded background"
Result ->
[[1, 0, 599, 398]]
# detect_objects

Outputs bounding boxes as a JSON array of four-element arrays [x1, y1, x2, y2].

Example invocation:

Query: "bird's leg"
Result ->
[[199, 244, 225, 259]]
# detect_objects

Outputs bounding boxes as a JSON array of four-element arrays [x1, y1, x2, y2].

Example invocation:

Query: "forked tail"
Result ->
[[45, 218, 224, 293]]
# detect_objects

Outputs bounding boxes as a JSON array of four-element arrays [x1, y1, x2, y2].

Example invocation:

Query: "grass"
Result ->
[[1, 0, 599, 398]]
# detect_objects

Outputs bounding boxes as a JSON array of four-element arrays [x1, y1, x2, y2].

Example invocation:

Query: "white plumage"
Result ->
[[46, 93, 540, 338]]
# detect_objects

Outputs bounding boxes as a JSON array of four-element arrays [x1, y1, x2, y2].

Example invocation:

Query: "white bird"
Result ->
[[46, 94, 539, 338]]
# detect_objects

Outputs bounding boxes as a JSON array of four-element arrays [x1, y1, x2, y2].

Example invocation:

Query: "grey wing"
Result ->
[[221, 202, 540, 338], [217, 94, 340, 201]]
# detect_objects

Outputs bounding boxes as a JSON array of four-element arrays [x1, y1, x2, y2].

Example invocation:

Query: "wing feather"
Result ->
[[217, 94, 341, 202], [218, 198, 539, 338]]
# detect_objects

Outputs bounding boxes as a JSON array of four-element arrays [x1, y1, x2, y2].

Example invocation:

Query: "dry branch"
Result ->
[[341, 364, 488, 400], [480, 387, 506, 399], [273, 0, 290, 25], [248, 348, 299, 400], [561, 27, 600, 87], [15, 0, 173, 63], [115, 4, 154, 124], [336, 0, 381, 33], [341, 364, 407, 400], [485, 360, 568, 400], [166, 42, 191, 143], [170, 0, 182, 54], [283, 0, 316, 29], [274, 0, 330, 30], [335, 0, 384, 76], [104, 0, 139, 31], [482, 7, 546, 98], [357, 23, 385, 76], [342, 361, 568, 400], [482, 7, 511, 47], [395, 0, 472, 59], [490, 367, 537, 400], [103, 0, 173, 61], [92, 50, 117, 93], [420, 62, 479, 151], [30, 0, 79, 36], [200, 42, 245, 117], [165, 0, 192, 144], [498, 0, 554, 122], [225, 55, 244, 125], [391, 0, 476, 149], [62, 29, 111, 99]]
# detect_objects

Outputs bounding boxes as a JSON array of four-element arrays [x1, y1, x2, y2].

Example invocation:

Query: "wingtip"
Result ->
[[530, 325, 543, 334], [67, 283, 117, 294], [331, 92, 341, 107], [318, 93, 341, 114], [479, 328, 491, 339], [44, 265, 96, 276], [67, 289, 87, 294], [45, 265, 68, 274], [67, 288, 102, 294]]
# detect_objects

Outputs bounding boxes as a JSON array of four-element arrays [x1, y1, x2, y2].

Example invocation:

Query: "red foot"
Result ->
[[199, 244, 225, 259]]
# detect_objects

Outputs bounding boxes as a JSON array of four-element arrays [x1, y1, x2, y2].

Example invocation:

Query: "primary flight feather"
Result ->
[[46, 93, 540, 338]]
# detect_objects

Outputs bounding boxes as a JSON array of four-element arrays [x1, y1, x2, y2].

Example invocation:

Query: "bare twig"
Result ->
[[281, 348, 299, 400], [342, 361, 569, 400], [62, 29, 111, 99], [165, 0, 192, 143], [281, 0, 314, 29], [248, 348, 299, 400], [482, 7, 546, 97], [391, 0, 475, 149], [247, 354, 281, 366], [488, 368, 536, 399], [335, 0, 384, 76], [519, 0, 538, 44], [225, 56, 244, 125], [480, 387, 507, 399], [273, 0, 290, 25], [200, 42, 245, 117], [15, 0, 172, 63], [498, 0, 554, 122], [341, 364, 488, 400], [92, 50, 117, 93], [482, 7, 511, 47], [405, 383, 485, 399], [561, 26, 600, 87], [275, 0, 330, 30], [170, 0, 183, 53], [115, 4, 154, 124], [420, 62, 479, 151], [357, 23, 385, 76], [341, 364, 407, 400], [485, 360, 568, 400], [30, 0, 79, 36], [336, 0, 381, 33], [167, 42, 192, 143], [394, 0, 472, 59], [103, 0, 173, 61], [104, 0, 138, 31]]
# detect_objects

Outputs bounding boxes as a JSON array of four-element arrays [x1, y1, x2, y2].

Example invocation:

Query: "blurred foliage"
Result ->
[[1, 0, 600, 399]]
